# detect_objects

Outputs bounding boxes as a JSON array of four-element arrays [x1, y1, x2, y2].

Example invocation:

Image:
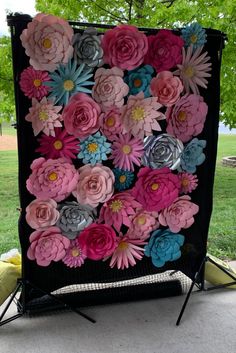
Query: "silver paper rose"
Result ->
[[56, 202, 96, 239], [142, 134, 184, 170], [73, 28, 103, 68]]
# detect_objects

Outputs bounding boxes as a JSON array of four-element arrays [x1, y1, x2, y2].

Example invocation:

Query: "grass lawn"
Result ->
[[0, 133, 235, 259]]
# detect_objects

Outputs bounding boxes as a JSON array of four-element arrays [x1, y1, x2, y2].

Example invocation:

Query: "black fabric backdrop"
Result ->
[[7, 14, 225, 308]]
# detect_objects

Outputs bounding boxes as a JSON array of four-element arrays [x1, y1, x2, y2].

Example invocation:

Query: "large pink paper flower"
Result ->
[[150, 71, 184, 107], [99, 191, 142, 232], [110, 133, 144, 172], [101, 24, 148, 70], [132, 167, 181, 212], [62, 239, 87, 268], [178, 172, 198, 194], [25, 97, 62, 137], [26, 198, 59, 230], [122, 92, 165, 140], [128, 209, 159, 240], [36, 128, 79, 161], [100, 107, 123, 141], [144, 30, 184, 72], [26, 157, 79, 202], [166, 94, 208, 142], [73, 164, 114, 208], [159, 195, 199, 233], [109, 235, 145, 270], [19, 66, 50, 100], [20, 13, 74, 72], [27, 226, 70, 266], [92, 67, 129, 111], [62, 92, 101, 139], [78, 224, 117, 260]]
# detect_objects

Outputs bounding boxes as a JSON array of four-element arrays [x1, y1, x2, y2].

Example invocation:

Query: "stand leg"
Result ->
[[0, 281, 23, 327]]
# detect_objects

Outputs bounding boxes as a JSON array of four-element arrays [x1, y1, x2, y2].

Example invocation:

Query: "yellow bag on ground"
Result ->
[[205, 254, 236, 289], [0, 249, 22, 306]]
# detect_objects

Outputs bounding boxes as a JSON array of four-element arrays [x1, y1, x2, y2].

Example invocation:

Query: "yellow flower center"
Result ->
[[131, 106, 145, 121], [53, 140, 63, 150], [183, 66, 195, 78], [109, 199, 123, 212], [87, 142, 98, 153], [133, 78, 142, 88], [122, 144, 132, 155], [119, 175, 127, 183], [106, 116, 115, 127], [33, 79, 42, 87], [48, 172, 58, 181], [178, 111, 187, 122], [42, 38, 52, 49], [182, 178, 189, 187], [190, 34, 198, 43], [137, 215, 146, 225], [63, 79, 75, 91], [118, 241, 129, 250], [71, 248, 80, 257], [151, 183, 159, 191], [39, 110, 48, 121]]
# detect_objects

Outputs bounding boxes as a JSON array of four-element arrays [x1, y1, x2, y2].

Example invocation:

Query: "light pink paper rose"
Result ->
[[159, 195, 199, 233], [166, 94, 208, 142], [92, 67, 129, 111], [128, 209, 159, 240], [150, 71, 183, 107], [101, 24, 148, 70], [26, 198, 60, 229], [26, 157, 79, 202], [100, 107, 123, 141], [62, 92, 101, 139], [27, 226, 70, 266], [20, 13, 74, 72], [73, 164, 114, 208]]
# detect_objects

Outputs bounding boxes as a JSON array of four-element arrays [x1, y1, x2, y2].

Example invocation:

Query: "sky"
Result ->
[[0, 0, 36, 36]]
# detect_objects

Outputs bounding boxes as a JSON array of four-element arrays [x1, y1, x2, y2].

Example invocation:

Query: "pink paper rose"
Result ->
[[100, 107, 123, 141], [144, 30, 184, 72], [101, 24, 148, 70], [150, 71, 184, 107], [132, 167, 180, 212], [92, 67, 129, 111], [159, 195, 199, 233], [128, 209, 159, 240], [78, 224, 117, 260], [20, 13, 74, 72], [26, 157, 79, 202], [166, 94, 208, 142], [73, 164, 114, 208], [27, 226, 70, 266], [26, 198, 60, 229], [62, 93, 101, 139]]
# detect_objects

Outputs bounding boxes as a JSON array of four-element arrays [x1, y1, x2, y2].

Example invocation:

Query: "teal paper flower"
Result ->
[[181, 23, 207, 50], [124, 65, 154, 98], [113, 168, 134, 191], [44, 60, 94, 105], [78, 132, 111, 165], [144, 228, 185, 268], [180, 138, 206, 173]]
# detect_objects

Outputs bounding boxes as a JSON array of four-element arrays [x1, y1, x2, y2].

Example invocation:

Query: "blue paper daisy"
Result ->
[[78, 132, 111, 165], [181, 23, 207, 50], [113, 168, 135, 191], [124, 65, 154, 98], [44, 60, 94, 105]]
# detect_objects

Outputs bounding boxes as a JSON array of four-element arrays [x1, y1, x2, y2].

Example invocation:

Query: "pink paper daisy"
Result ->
[[19, 66, 50, 100], [110, 133, 144, 171], [122, 92, 165, 139], [109, 235, 145, 270], [36, 128, 79, 161], [25, 97, 62, 136], [174, 45, 212, 94], [178, 172, 198, 194], [62, 239, 87, 268], [100, 107, 123, 141], [99, 191, 142, 232]]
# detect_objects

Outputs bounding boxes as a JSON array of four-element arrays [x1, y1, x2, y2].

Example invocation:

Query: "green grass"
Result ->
[[1, 122, 17, 136], [0, 134, 235, 259]]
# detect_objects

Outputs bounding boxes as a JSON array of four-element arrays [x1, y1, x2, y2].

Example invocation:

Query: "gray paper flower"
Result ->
[[73, 28, 103, 68], [142, 134, 184, 170], [57, 202, 96, 239]]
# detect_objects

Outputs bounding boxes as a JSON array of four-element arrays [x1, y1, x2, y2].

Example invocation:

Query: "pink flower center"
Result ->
[[39, 110, 49, 121], [178, 111, 187, 122], [42, 38, 52, 49], [119, 175, 127, 183], [63, 79, 75, 91], [122, 144, 132, 155], [183, 66, 195, 78], [33, 79, 42, 87], [106, 116, 115, 127], [109, 199, 123, 212], [131, 106, 145, 121], [133, 78, 142, 88], [48, 171, 58, 181], [137, 215, 146, 225], [53, 140, 63, 150], [118, 241, 129, 250], [151, 183, 159, 191]]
